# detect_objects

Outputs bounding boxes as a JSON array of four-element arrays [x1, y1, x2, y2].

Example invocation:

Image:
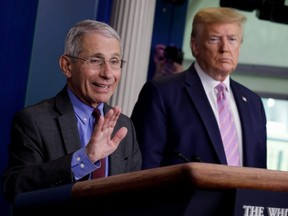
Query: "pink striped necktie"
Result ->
[[216, 83, 240, 166]]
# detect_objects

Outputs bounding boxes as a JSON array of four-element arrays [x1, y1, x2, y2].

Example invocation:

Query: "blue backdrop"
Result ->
[[0, 1, 38, 215]]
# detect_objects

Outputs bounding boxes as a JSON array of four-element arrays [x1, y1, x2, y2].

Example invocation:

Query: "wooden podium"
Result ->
[[13, 163, 288, 216]]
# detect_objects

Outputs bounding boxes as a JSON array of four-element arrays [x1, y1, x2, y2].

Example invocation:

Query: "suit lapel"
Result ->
[[184, 66, 227, 164], [103, 104, 122, 174], [55, 87, 82, 154], [230, 81, 251, 163]]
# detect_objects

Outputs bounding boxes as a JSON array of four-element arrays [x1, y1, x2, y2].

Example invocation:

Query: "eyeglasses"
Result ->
[[66, 55, 126, 69]]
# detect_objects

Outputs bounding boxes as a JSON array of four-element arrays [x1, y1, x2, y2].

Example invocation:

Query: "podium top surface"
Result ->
[[72, 162, 288, 199]]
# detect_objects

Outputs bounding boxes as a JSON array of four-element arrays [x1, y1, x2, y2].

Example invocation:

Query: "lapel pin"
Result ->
[[242, 96, 247, 102]]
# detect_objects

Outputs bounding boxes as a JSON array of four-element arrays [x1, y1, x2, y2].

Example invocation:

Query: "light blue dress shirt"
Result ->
[[67, 87, 108, 180]]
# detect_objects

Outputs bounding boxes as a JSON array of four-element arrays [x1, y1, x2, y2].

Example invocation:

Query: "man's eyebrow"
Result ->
[[90, 53, 121, 58], [89, 53, 104, 58]]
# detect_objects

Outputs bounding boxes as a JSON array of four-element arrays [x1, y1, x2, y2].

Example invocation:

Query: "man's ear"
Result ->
[[59, 55, 72, 78], [190, 38, 199, 57]]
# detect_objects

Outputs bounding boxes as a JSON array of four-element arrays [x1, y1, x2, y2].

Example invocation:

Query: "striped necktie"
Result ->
[[216, 83, 240, 166], [91, 108, 106, 178]]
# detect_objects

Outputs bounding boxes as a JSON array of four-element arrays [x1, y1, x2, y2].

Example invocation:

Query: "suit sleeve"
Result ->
[[2, 110, 75, 203], [131, 81, 168, 169]]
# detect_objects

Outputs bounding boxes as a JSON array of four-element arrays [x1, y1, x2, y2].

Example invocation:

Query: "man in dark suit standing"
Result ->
[[2, 20, 142, 203], [131, 7, 266, 215]]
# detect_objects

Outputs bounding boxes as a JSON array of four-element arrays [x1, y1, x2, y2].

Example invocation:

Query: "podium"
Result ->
[[13, 163, 288, 216]]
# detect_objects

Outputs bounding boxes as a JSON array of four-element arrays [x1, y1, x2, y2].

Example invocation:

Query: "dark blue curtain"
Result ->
[[0, 1, 39, 215], [97, 0, 113, 23]]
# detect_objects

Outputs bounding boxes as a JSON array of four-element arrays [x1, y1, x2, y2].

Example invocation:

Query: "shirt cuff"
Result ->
[[71, 147, 100, 180]]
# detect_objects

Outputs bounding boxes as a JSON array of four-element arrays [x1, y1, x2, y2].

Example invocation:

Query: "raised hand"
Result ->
[[86, 106, 127, 163]]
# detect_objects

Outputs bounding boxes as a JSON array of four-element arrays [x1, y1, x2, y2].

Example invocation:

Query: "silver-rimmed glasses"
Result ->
[[66, 55, 126, 69]]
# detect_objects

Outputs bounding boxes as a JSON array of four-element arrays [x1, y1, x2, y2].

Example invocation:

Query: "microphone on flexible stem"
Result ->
[[175, 151, 190, 163], [174, 151, 202, 163]]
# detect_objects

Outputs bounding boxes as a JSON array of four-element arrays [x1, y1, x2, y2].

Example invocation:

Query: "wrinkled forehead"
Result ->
[[80, 33, 121, 57], [78, 32, 122, 56]]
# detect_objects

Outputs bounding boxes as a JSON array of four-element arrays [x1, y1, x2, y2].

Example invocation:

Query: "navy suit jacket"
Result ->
[[3, 86, 141, 202], [131, 63, 267, 169], [131, 63, 267, 215]]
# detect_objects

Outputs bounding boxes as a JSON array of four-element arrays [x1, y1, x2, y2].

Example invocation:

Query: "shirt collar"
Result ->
[[194, 61, 231, 93], [67, 87, 104, 123]]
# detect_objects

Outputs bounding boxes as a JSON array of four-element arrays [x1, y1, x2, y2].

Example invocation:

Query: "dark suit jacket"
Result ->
[[131, 63, 267, 215], [131, 63, 267, 169], [3, 86, 142, 202]]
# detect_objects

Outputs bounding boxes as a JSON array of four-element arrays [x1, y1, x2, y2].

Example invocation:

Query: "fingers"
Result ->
[[103, 106, 121, 129], [93, 106, 121, 132], [86, 106, 125, 162], [111, 127, 128, 146]]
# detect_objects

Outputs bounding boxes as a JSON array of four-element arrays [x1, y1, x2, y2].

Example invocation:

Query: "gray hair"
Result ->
[[64, 20, 121, 57]]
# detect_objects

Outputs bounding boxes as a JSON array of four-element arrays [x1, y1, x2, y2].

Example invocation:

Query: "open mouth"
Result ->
[[94, 83, 110, 89]]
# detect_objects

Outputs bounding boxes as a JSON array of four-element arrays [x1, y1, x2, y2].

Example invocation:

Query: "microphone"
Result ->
[[175, 151, 190, 163], [191, 155, 202, 162], [174, 151, 202, 163]]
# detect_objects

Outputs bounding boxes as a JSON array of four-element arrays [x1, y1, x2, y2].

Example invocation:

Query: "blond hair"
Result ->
[[191, 7, 247, 38]]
